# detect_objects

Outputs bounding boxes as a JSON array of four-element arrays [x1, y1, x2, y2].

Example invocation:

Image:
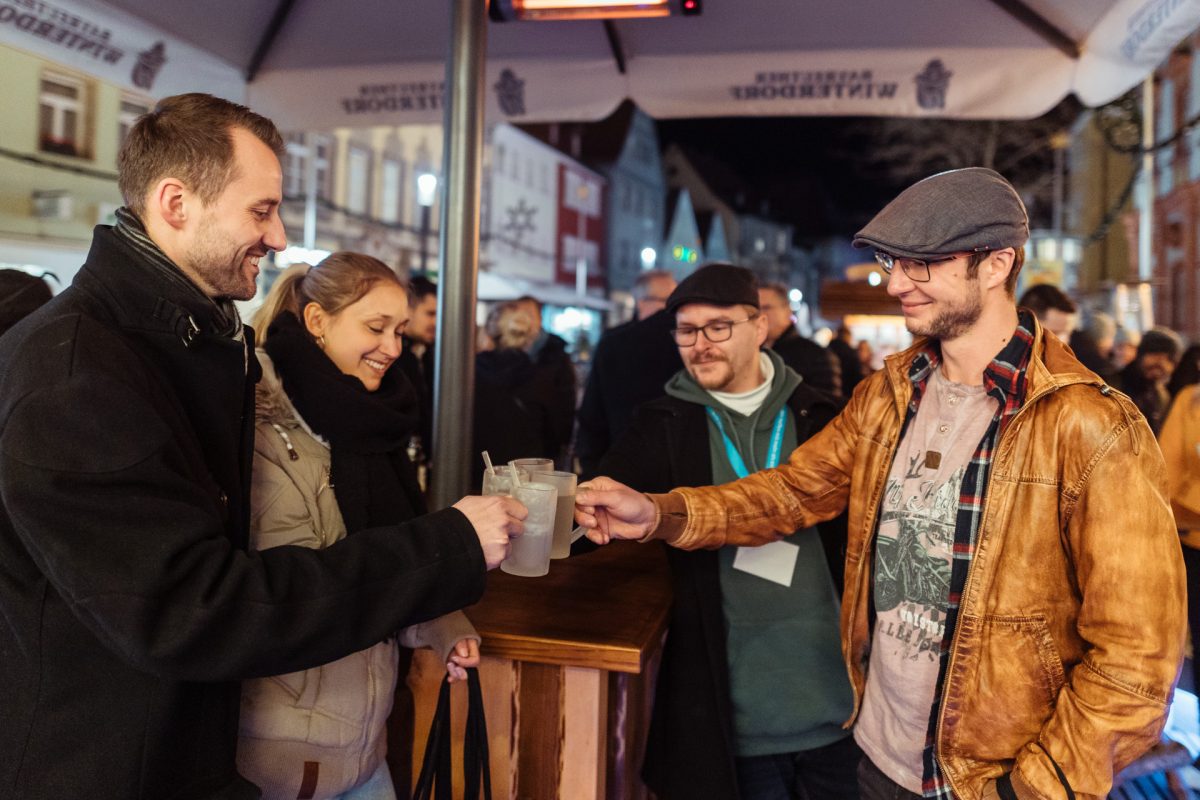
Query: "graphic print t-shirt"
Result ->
[[853, 367, 998, 791]]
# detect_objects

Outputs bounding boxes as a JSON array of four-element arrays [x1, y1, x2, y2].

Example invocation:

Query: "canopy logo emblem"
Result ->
[[494, 68, 526, 116], [914, 59, 952, 110], [132, 41, 166, 90]]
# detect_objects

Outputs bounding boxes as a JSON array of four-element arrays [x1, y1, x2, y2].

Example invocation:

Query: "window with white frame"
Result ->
[[118, 95, 150, 145], [283, 133, 307, 197], [380, 157, 405, 223], [313, 134, 333, 200], [346, 145, 371, 216], [39, 72, 88, 157]]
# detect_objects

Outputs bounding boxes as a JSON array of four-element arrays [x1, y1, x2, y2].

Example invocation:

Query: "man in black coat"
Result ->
[[397, 274, 437, 468], [575, 307, 682, 477], [514, 295, 577, 464], [591, 264, 859, 799], [759, 281, 842, 398], [0, 93, 522, 800]]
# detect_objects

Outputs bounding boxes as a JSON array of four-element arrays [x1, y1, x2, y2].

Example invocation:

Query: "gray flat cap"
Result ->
[[852, 167, 1029, 259]]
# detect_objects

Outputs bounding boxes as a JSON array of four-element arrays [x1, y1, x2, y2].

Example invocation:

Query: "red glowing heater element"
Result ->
[[491, 0, 670, 20]]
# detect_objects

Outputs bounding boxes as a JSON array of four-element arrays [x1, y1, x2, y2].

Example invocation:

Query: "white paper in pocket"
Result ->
[[732, 540, 799, 587]]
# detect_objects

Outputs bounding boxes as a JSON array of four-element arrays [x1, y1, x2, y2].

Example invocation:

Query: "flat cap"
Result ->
[[666, 262, 759, 315], [852, 167, 1029, 259]]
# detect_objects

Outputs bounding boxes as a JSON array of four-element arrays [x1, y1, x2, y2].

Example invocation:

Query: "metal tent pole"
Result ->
[[429, 0, 487, 510]]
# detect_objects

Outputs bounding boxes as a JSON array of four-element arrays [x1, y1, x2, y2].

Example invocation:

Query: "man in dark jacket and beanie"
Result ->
[[594, 263, 860, 799], [0, 93, 523, 800]]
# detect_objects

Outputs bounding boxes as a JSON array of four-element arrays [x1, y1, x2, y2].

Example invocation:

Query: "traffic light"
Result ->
[[681, 0, 702, 15]]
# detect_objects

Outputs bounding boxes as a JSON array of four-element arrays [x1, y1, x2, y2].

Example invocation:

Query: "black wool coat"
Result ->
[[772, 326, 844, 399], [0, 227, 485, 800], [575, 309, 682, 478], [593, 383, 847, 800]]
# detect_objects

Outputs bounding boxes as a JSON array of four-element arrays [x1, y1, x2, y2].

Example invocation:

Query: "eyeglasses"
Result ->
[[873, 250, 982, 283], [670, 314, 758, 346]]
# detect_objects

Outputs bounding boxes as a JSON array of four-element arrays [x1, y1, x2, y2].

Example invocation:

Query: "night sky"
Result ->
[[654, 96, 1084, 245]]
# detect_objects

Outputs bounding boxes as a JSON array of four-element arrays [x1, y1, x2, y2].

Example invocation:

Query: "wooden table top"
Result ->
[[463, 540, 673, 674]]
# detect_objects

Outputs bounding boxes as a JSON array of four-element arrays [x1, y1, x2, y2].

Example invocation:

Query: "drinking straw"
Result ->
[[507, 462, 523, 486], [482, 450, 495, 475]]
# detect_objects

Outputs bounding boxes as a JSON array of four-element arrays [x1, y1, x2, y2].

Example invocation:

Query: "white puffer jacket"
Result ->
[[236, 353, 478, 800]]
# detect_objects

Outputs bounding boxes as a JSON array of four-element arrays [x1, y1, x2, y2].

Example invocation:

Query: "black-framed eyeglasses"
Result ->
[[670, 314, 758, 346], [873, 250, 982, 283]]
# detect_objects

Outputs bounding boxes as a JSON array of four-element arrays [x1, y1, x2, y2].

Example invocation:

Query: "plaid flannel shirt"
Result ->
[[893, 311, 1035, 798]]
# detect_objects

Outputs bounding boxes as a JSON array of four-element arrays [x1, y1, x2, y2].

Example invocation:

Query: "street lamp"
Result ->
[[416, 171, 438, 274]]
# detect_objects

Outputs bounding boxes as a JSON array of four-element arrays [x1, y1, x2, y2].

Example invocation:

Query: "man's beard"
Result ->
[[186, 215, 258, 300], [686, 354, 735, 391], [907, 282, 984, 341]]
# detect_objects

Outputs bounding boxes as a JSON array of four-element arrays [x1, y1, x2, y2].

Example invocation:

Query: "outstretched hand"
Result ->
[[453, 495, 527, 569], [574, 476, 657, 545]]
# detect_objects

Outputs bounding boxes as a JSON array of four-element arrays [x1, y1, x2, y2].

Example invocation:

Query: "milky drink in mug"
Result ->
[[482, 468, 515, 497], [532, 469, 577, 559], [501, 481, 557, 577]]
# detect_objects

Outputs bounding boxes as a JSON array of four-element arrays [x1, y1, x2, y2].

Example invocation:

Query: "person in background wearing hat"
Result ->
[[575, 168, 1185, 800], [586, 262, 859, 799], [1115, 326, 1184, 437], [0, 269, 53, 338]]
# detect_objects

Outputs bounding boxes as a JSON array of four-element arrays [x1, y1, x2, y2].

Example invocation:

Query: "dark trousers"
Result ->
[[735, 734, 863, 800], [856, 756, 924, 800]]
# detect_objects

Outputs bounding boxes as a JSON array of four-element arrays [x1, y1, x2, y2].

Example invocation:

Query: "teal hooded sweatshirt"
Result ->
[[664, 349, 853, 757]]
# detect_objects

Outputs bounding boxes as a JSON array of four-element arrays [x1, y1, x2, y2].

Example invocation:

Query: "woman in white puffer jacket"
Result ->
[[237, 253, 479, 800]]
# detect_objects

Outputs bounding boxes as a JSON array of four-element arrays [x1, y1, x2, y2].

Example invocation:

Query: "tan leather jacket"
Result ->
[[648, 323, 1186, 800]]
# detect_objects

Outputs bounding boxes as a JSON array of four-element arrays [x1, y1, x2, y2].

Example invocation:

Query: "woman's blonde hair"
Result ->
[[253, 251, 406, 344]]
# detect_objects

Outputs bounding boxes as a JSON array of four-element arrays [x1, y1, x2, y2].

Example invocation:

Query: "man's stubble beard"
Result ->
[[907, 280, 985, 342], [185, 214, 258, 301], [687, 353, 735, 392]]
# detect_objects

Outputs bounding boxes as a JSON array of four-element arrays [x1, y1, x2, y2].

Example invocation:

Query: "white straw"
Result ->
[[482, 450, 495, 475]]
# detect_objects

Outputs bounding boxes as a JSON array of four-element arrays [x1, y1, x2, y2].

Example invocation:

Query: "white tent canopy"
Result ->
[[35, 0, 1200, 504], [86, 0, 1200, 128]]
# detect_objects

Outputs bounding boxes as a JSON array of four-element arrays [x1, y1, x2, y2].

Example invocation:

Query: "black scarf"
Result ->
[[263, 311, 424, 534], [113, 207, 244, 340]]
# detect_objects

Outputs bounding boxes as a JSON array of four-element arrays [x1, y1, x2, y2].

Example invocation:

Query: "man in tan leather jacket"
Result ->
[[575, 168, 1186, 800]]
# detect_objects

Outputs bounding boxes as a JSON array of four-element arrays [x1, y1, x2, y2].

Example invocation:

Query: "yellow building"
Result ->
[[0, 42, 153, 282]]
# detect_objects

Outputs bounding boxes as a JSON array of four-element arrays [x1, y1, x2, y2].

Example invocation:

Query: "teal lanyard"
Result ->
[[705, 407, 787, 479]]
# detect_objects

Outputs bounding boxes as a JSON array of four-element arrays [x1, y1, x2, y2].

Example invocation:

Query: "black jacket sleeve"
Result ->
[[0, 371, 486, 682], [574, 350, 611, 480]]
